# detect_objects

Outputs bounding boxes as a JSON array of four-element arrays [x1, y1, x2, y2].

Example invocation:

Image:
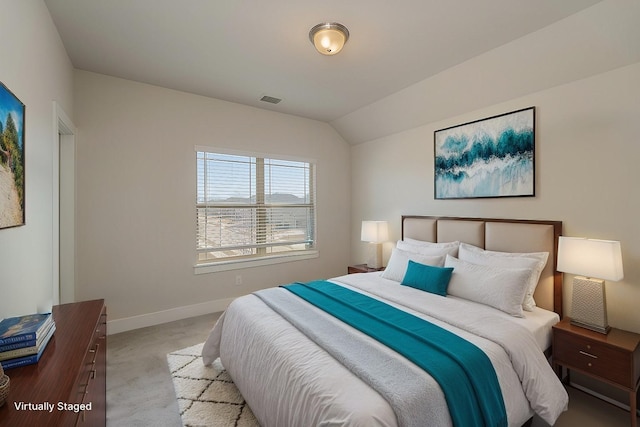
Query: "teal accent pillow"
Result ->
[[401, 260, 453, 296]]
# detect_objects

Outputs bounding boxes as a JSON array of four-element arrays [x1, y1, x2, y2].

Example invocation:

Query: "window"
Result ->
[[196, 148, 316, 267]]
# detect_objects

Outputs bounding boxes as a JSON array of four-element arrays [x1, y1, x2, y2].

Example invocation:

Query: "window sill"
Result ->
[[194, 251, 319, 275]]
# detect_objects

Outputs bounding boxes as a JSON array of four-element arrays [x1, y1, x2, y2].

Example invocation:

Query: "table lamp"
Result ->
[[361, 220, 389, 269], [557, 236, 624, 334]]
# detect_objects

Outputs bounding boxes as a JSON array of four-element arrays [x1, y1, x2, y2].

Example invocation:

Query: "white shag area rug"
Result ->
[[167, 343, 259, 427]]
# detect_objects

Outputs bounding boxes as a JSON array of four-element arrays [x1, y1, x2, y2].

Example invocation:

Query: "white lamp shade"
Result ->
[[557, 236, 624, 281], [361, 221, 389, 243]]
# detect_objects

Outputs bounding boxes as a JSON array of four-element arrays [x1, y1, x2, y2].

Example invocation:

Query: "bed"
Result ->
[[202, 216, 569, 426]]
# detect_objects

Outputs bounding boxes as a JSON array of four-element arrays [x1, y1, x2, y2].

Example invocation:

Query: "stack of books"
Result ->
[[0, 313, 56, 370]]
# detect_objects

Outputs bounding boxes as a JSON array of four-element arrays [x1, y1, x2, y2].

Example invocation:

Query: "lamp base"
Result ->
[[366, 243, 383, 269], [571, 276, 610, 334], [570, 318, 611, 334]]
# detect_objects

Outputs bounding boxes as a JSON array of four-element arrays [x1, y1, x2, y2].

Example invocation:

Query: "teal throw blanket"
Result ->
[[283, 281, 507, 427]]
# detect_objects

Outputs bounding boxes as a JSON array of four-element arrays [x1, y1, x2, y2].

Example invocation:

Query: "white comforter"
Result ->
[[202, 273, 568, 427]]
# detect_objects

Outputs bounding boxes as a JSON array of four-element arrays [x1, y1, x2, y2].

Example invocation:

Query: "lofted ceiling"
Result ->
[[45, 1, 602, 124]]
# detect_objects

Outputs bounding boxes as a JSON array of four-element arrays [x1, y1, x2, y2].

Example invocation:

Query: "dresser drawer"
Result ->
[[76, 306, 107, 426], [554, 329, 632, 388], [61, 305, 106, 426]]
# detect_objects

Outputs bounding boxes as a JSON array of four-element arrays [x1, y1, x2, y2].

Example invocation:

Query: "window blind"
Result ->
[[196, 150, 316, 263]]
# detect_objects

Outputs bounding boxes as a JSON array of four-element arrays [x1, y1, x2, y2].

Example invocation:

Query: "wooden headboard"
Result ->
[[401, 216, 563, 317]]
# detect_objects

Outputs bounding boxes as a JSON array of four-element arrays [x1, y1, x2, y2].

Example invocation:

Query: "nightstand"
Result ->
[[347, 264, 384, 274], [553, 318, 640, 427]]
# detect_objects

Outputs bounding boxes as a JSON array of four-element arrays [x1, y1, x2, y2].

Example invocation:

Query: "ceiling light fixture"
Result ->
[[309, 22, 349, 56]]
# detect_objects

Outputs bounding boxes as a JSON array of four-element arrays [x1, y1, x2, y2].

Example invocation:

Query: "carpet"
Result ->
[[167, 343, 259, 427]]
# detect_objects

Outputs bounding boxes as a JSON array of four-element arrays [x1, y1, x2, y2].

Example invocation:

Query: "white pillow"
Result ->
[[458, 243, 548, 311], [381, 248, 445, 282], [396, 239, 459, 257], [445, 255, 531, 317]]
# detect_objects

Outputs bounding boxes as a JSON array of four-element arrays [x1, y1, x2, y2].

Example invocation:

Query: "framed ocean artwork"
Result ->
[[434, 107, 535, 199], [0, 82, 25, 229]]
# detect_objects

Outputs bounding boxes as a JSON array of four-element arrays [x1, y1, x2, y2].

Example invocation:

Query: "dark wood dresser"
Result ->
[[0, 299, 107, 427]]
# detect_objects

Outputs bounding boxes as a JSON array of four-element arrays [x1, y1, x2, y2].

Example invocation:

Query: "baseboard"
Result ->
[[106, 297, 235, 335]]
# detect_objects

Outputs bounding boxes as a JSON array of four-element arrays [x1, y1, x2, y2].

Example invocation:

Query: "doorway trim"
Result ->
[[52, 101, 76, 305]]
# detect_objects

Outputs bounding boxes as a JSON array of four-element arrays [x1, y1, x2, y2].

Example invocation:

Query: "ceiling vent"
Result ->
[[260, 95, 282, 104]]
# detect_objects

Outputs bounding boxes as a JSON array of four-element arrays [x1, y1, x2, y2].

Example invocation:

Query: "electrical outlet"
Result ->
[[235, 275, 242, 285]]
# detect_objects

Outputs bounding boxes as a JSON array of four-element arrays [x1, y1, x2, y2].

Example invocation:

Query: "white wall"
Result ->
[[0, 1, 74, 318], [351, 62, 640, 332], [73, 71, 351, 331]]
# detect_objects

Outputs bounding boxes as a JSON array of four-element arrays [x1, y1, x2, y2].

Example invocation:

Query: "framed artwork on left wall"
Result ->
[[0, 81, 25, 229]]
